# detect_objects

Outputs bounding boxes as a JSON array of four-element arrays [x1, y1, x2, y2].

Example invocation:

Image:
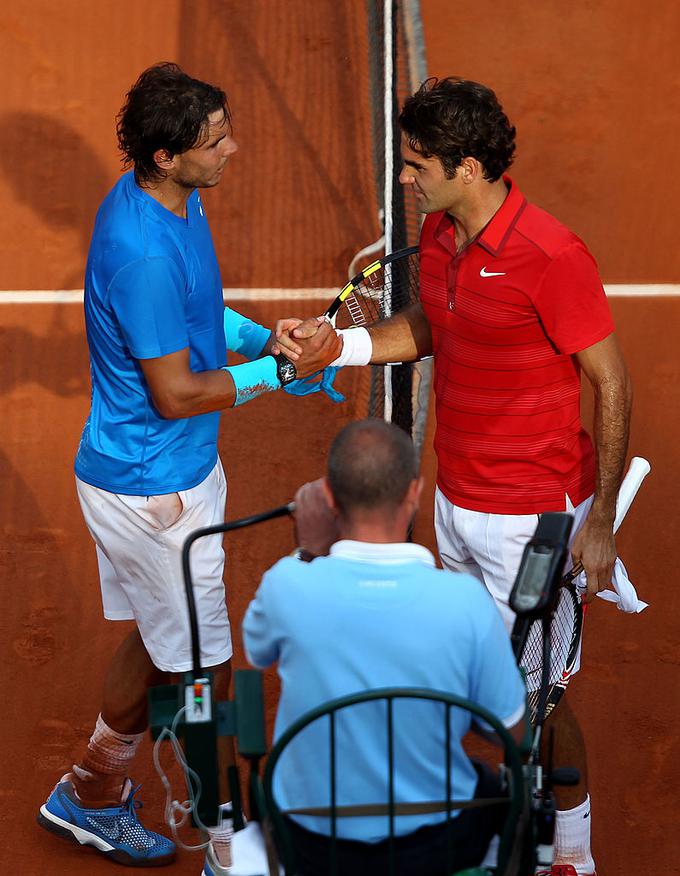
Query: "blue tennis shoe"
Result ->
[[201, 845, 228, 876], [38, 777, 176, 866]]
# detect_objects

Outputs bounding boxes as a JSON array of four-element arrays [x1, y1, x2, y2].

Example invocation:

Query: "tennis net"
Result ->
[[350, 0, 431, 459]]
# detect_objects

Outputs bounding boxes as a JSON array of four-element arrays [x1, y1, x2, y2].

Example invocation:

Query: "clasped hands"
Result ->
[[271, 316, 339, 378]]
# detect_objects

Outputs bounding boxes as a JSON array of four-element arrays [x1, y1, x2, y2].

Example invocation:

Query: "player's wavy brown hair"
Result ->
[[116, 62, 230, 183], [399, 77, 516, 181]]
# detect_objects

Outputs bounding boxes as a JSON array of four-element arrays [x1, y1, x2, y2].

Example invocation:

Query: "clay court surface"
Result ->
[[1, 2, 679, 874]]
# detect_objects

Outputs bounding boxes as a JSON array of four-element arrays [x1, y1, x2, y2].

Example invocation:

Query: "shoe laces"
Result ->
[[122, 783, 143, 817]]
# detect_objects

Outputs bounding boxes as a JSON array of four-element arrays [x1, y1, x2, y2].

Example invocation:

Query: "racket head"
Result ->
[[520, 583, 584, 723], [326, 246, 419, 329]]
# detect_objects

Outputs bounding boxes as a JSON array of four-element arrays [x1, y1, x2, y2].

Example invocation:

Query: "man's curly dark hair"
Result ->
[[399, 77, 516, 182], [116, 62, 230, 183]]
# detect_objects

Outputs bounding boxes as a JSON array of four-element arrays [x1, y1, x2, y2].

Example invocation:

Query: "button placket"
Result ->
[[447, 251, 466, 311]]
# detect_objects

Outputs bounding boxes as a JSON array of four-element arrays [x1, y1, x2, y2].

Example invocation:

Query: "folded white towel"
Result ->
[[575, 557, 648, 613]]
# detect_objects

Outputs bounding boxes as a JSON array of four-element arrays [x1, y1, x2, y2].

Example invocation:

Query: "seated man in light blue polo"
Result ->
[[243, 419, 527, 876]]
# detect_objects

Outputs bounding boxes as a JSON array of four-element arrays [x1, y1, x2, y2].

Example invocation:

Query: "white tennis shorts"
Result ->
[[76, 460, 232, 673], [434, 488, 592, 633]]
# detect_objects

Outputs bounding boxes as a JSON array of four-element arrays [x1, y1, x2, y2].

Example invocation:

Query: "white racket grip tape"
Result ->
[[330, 327, 373, 367], [613, 456, 651, 533]]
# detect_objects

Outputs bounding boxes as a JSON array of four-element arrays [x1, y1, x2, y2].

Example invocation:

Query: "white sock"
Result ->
[[208, 804, 234, 868], [554, 794, 596, 875]]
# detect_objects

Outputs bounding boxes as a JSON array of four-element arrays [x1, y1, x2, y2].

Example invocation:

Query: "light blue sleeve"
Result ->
[[223, 307, 271, 359], [109, 257, 188, 359], [242, 568, 282, 669], [469, 602, 527, 729]]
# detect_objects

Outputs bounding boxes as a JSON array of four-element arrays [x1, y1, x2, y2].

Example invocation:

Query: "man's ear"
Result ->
[[153, 148, 175, 174], [320, 477, 338, 515], [459, 156, 481, 184], [408, 476, 424, 509]]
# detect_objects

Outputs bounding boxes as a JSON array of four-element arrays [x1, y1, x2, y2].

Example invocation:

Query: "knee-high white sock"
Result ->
[[554, 795, 596, 875]]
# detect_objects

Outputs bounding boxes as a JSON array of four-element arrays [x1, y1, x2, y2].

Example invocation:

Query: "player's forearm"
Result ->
[[589, 367, 633, 524], [332, 304, 431, 367], [146, 354, 282, 418], [367, 303, 432, 363], [154, 368, 237, 418]]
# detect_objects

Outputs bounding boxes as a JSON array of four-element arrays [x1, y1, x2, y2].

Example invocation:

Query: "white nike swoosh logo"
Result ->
[[480, 267, 506, 277]]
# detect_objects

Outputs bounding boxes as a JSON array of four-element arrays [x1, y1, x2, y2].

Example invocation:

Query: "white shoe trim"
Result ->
[[39, 804, 115, 852]]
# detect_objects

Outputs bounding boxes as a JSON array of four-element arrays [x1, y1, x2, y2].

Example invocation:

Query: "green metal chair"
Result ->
[[248, 684, 530, 876]]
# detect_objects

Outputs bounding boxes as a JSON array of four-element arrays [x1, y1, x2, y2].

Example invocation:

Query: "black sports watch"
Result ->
[[274, 353, 297, 386]]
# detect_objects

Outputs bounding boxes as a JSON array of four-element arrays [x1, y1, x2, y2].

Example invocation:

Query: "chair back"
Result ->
[[260, 686, 527, 876]]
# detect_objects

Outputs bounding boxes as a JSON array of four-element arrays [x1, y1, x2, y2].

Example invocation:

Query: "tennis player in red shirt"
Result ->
[[291, 77, 631, 876]]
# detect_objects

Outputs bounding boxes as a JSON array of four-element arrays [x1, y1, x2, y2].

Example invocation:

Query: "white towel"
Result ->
[[575, 557, 648, 613]]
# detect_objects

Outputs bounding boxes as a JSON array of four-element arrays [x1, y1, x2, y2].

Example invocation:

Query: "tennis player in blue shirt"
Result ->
[[38, 62, 340, 870], [244, 419, 527, 876]]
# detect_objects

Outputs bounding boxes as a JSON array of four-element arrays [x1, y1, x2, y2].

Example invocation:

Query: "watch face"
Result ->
[[277, 356, 297, 385]]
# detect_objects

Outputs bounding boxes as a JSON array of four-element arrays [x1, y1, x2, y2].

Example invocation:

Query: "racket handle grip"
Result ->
[[613, 456, 651, 533], [325, 300, 341, 321]]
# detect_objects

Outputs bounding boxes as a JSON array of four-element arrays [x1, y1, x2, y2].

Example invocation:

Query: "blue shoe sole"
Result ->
[[37, 809, 176, 868]]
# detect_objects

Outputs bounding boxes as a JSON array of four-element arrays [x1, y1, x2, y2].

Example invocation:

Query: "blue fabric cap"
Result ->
[[224, 356, 280, 406]]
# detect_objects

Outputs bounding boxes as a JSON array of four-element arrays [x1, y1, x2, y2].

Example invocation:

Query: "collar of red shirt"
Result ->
[[433, 175, 528, 258]]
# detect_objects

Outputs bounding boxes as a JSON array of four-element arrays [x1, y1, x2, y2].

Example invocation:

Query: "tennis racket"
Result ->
[[520, 456, 651, 722], [325, 246, 419, 330]]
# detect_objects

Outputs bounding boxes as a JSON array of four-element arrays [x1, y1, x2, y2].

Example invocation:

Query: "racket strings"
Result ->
[[521, 589, 580, 694], [335, 251, 420, 329], [343, 294, 368, 327]]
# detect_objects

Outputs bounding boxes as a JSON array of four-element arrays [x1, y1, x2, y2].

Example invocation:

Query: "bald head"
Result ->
[[327, 419, 417, 518]]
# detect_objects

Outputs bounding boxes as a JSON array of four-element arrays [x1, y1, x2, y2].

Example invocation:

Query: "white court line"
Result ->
[[0, 285, 678, 304], [0, 288, 335, 304], [603, 285, 680, 297]]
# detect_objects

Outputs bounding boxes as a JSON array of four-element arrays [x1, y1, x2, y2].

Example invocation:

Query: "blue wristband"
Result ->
[[222, 357, 279, 407], [223, 307, 271, 360]]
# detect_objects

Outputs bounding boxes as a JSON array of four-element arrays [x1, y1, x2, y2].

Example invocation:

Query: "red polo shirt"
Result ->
[[420, 177, 615, 514]]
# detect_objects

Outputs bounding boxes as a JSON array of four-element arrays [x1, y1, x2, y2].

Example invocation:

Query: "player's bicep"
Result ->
[[138, 348, 193, 417]]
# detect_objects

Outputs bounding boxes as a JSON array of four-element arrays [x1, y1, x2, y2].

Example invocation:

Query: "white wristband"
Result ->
[[330, 327, 373, 367]]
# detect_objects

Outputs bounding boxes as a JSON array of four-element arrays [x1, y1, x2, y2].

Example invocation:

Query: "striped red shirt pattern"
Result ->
[[419, 177, 615, 514]]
